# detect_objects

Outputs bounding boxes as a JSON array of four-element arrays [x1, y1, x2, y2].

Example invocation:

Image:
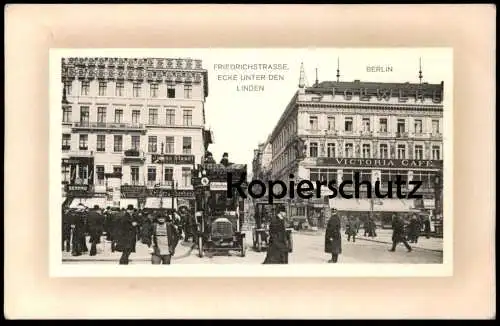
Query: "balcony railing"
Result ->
[[123, 149, 146, 162], [72, 121, 146, 131]]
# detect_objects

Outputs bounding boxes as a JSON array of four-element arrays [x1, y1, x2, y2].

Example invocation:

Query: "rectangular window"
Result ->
[[113, 135, 123, 152], [309, 142, 318, 157], [96, 135, 106, 152], [166, 109, 175, 125], [165, 136, 174, 154], [345, 143, 354, 158], [362, 144, 371, 158], [309, 116, 318, 130], [64, 82, 72, 96], [133, 82, 141, 97], [150, 83, 159, 98], [379, 118, 388, 132], [114, 109, 123, 123], [184, 84, 193, 99], [96, 165, 105, 185], [61, 165, 70, 183], [81, 81, 89, 96], [131, 166, 140, 185], [132, 110, 140, 124], [327, 117, 335, 131], [432, 120, 440, 134], [345, 117, 353, 132], [167, 84, 175, 98], [397, 119, 406, 134], [97, 107, 106, 123], [327, 143, 336, 158], [432, 146, 441, 160], [164, 167, 174, 182], [360, 169, 372, 183], [362, 118, 370, 132], [115, 81, 124, 97], [148, 136, 157, 153], [182, 167, 191, 187], [182, 136, 192, 154], [79, 134, 88, 150], [98, 81, 107, 96], [80, 106, 89, 124], [149, 108, 158, 125], [131, 135, 140, 151], [147, 167, 157, 187], [77, 165, 89, 184], [414, 119, 423, 134], [415, 145, 424, 160], [63, 107, 72, 123], [183, 110, 193, 126], [342, 169, 353, 183], [113, 166, 122, 176], [380, 144, 388, 159], [397, 144, 406, 159], [62, 134, 71, 151]]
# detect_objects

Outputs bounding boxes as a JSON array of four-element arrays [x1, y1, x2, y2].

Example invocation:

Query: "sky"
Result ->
[[53, 48, 453, 171]]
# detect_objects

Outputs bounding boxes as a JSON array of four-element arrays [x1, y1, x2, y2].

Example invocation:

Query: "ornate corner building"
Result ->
[[61, 57, 214, 209], [262, 63, 444, 228]]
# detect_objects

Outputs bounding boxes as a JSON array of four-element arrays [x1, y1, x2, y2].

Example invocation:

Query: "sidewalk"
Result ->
[[356, 229, 443, 252], [62, 239, 196, 262]]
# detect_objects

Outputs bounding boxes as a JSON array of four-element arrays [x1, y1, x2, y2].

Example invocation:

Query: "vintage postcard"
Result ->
[[49, 48, 453, 277]]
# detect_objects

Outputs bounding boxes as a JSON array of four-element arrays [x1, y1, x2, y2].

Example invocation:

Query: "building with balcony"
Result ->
[[61, 57, 213, 209], [266, 63, 444, 227]]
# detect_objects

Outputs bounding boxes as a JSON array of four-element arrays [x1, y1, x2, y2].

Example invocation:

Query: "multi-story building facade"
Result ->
[[252, 136, 272, 182], [61, 57, 213, 209], [267, 64, 444, 227]]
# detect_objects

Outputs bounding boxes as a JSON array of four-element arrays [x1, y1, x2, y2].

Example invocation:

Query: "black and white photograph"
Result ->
[[50, 48, 453, 277]]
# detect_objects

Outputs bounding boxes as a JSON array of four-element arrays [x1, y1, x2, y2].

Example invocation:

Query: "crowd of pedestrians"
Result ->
[[62, 204, 198, 265]]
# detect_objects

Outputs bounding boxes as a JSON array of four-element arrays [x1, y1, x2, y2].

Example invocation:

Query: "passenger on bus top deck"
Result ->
[[204, 151, 216, 164], [220, 152, 230, 167]]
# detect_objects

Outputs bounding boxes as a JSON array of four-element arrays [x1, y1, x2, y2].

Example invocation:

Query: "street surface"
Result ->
[[62, 229, 443, 264]]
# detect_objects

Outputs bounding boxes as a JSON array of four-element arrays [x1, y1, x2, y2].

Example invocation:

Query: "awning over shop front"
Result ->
[[329, 198, 418, 213], [119, 198, 139, 209], [69, 197, 107, 209], [144, 197, 175, 209], [373, 199, 419, 212], [329, 198, 371, 211]]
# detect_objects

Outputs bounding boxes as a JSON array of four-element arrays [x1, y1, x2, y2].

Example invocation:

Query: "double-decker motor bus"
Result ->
[[192, 162, 248, 258]]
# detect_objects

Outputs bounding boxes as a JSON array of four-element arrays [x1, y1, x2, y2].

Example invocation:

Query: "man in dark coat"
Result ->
[[62, 208, 72, 252], [346, 216, 357, 242], [115, 204, 139, 264], [87, 205, 104, 256], [140, 213, 155, 247], [263, 205, 289, 264], [325, 208, 342, 263], [389, 214, 412, 252], [70, 208, 87, 256]]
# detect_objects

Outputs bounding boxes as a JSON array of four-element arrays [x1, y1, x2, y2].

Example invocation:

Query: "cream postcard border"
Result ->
[[49, 48, 453, 278]]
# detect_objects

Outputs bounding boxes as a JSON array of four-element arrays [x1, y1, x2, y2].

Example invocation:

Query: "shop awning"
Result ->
[[119, 198, 139, 209], [69, 197, 107, 209], [373, 199, 419, 212], [144, 197, 174, 209], [329, 198, 419, 212], [329, 198, 372, 211]]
